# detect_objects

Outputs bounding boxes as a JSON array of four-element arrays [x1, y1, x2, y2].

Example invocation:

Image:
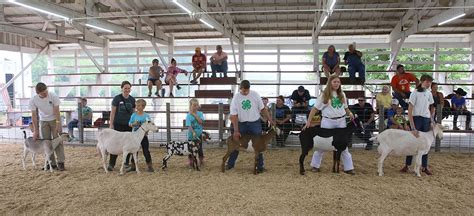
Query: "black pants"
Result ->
[[108, 123, 132, 167], [453, 110, 472, 129], [126, 135, 152, 164]]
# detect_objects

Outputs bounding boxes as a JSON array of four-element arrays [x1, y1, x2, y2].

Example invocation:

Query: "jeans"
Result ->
[[67, 119, 92, 135], [453, 109, 472, 129], [405, 116, 431, 167], [392, 92, 411, 110], [210, 61, 228, 77], [126, 135, 152, 164], [348, 62, 365, 82], [227, 120, 264, 170], [109, 123, 132, 168]]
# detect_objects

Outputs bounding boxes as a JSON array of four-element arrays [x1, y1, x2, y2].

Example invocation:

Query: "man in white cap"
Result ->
[[386, 98, 400, 129]]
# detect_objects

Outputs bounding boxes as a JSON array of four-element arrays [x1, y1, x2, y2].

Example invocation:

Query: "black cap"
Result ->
[[298, 86, 305, 92]]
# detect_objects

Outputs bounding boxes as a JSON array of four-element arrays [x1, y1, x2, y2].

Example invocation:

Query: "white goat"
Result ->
[[96, 121, 158, 175], [371, 123, 444, 177], [21, 131, 70, 172]]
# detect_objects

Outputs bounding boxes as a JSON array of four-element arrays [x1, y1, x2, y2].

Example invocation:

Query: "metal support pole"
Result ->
[[435, 104, 442, 152], [270, 105, 276, 147], [166, 102, 171, 143], [78, 101, 84, 144], [378, 106, 385, 133], [218, 103, 224, 143]]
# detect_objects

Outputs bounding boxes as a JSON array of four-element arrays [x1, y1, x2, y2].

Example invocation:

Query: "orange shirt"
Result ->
[[390, 73, 417, 93]]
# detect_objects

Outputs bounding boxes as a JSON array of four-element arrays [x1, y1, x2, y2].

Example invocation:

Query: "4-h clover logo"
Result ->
[[331, 96, 343, 109], [241, 99, 252, 110]]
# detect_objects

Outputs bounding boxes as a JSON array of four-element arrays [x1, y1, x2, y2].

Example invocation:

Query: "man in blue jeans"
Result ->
[[343, 44, 365, 84], [226, 80, 274, 172]]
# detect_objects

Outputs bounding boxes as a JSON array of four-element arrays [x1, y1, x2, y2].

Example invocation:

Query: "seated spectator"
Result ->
[[376, 85, 392, 113], [274, 95, 292, 147], [390, 107, 410, 131], [350, 97, 375, 150], [343, 44, 365, 83], [390, 64, 419, 110], [431, 82, 449, 121], [291, 86, 311, 123], [322, 45, 341, 77], [67, 98, 93, 140], [386, 99, 400, 129], [190, 47, 206, 84], [147, 59, 165, 97], [210, 45, 228, 78], [451, 88, 472, 130], [260, 97, 270, 132], [166, 58, 188, 97]]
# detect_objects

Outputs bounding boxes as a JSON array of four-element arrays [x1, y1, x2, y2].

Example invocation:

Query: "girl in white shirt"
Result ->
[[302, 75, 355, 174]]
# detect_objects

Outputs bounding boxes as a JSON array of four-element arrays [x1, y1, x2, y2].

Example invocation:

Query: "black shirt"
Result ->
[[350, 103, 374, 122], [290, 90, 311, 105], [111, 94, 136, 126]]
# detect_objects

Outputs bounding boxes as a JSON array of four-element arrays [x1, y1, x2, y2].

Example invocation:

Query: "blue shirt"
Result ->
[[451, 96, 466, 109], [387, 108, 396, 127], [323, 52, 340, 68], [128, 112, 151, 131], [343, 51, 362, 65], [186, 111, 205, 140]]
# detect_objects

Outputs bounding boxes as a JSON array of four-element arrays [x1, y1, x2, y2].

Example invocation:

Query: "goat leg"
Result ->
[[119, 152, 128, 175], [254, 152, 259, 175], [332, 151, 337, 173], [299, 148, 309, 175], [32, 153, 37, 169], [133, 152, 140, 174], [22, 149, 28, 170], [162, 153, 172, 170], [193, 153, 200, 171]]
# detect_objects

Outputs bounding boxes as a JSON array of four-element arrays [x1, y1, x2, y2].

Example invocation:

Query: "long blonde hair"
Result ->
[[322, 75, 345, 104]]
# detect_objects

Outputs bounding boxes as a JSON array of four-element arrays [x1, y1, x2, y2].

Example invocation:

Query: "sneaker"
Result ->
[[42, 164, 58, 171], [422, 167, 433, 175], [311, 167, 320, 172], [400, 165, 409, 173], [191, 80, 198, 84], [344, 169, 356, 175], [147, 92, 151, 97], [176, 84, 181, 90], [169, 93, 174, 98], [211, 74, 217, 78], [154, 91, 160, 97], [126, 166, 136, 173], [256, 167, 266, 173], [225, 165, 234, 170], [107, 165, 114, 171], [453, 127, 460, 130], [161, 88, 166, 97]]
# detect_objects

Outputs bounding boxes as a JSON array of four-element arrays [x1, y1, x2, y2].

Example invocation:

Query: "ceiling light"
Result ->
[[320, 15, 328, 27], [85, 24, 114, 33], [199, 19, 214, 29], [9, 0, 69, 20], [438, 13, 465, 25], [173, 0, 192, 14]]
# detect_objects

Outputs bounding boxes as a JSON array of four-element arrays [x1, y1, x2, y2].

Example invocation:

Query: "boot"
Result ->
[[126, 163, 136, 172], [146, 162, 154, 172], [58, 162, 65, 171]]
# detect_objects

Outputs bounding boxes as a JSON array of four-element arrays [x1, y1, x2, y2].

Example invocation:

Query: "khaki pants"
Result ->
[[40, 120, 65, 164]]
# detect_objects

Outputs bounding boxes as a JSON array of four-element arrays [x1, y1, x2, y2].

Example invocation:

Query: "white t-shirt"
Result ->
[[314, 91, 348, 118], [211, 51, 228, 63], [408, 89, 434, 118], [29, 92, 61, 121], [230, 90, 264, 122]]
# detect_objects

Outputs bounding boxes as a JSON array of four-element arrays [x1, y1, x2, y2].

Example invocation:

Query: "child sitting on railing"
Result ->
[[390, 107, 410, 131], [165, 58, 188, 97]]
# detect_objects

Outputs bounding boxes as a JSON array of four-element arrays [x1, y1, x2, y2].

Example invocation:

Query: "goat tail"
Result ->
[[22, 130, 27, 139]]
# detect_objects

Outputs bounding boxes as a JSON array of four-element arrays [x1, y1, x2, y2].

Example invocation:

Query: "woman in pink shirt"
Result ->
[[166, 58, 188, 97]]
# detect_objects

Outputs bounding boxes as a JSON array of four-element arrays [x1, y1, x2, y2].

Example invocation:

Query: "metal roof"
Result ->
[[0, 0, 473, 46]]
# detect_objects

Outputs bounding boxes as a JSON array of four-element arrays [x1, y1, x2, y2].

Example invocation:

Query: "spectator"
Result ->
[[147, 59, 164, 97], [166, 58, 188, 97], [386, 99, 400, 129], [67, 97, 93, 141], [431, 82, 449, 121], [29, 82, 65, 171], [451, 88, 472, 130], [350, 97, 375, 150], [107, 81, 136, 171], [226, 80, 274, 172], [190, 47, 207, 84], [291, 86, 311, 123], [260, 97, 270, 132], [376, 85, 392, 112], [401, 74, 435, 175], [390, 106, 410, 131], [390, 64, 419, 110], [322, 45, 341, 77], [274, 95, 292, 147], [343, 44, 365, 83], [210, 45, 228, 78]]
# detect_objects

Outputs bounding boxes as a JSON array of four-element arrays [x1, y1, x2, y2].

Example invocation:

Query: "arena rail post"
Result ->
[[271, 105, 276, 147], [218, 103, 224, 146], [435, 104, 442, 152], [378, 106, 385, 133], [166, 102, 171, 143], [78, 101, 84, 144]]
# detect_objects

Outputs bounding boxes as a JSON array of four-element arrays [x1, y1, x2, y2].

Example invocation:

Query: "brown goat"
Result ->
[[221, 126, 281, 174]]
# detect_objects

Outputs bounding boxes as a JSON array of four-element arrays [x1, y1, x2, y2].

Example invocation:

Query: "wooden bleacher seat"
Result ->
[[195, 90, 233, 98], [344, 90, 365, 99], [199, 77, 237, 85], [182, 119, 226, 129], [320, 77, 365, 85], [200, 104, 230, 113]]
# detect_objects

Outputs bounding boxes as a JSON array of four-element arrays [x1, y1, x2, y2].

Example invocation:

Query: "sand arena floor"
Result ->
[[0, 143, 473, 215]]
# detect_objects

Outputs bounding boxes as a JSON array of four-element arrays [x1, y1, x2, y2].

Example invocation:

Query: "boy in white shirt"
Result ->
[[226, 80, 274, 172], [29, 82, 65, 171]]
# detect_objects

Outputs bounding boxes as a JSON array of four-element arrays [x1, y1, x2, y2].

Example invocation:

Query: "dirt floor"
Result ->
[[0, 143, 473, 215]]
